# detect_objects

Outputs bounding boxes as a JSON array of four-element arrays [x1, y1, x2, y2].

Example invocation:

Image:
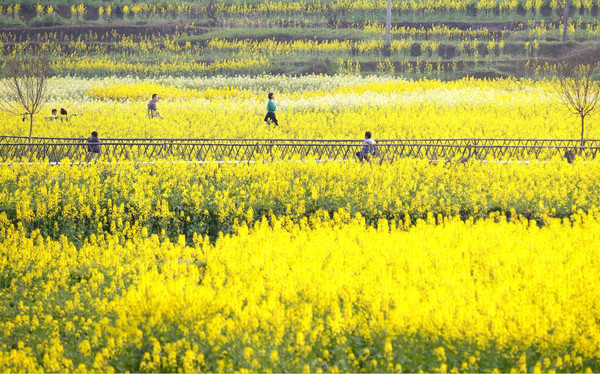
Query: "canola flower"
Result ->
[[0, 158, 598, 241], [121, 0, 600, 17], [1, 211, 600, 372], [4, 20, 597, 78], [3, 0, 599, 21], [206, 38, 387, 56], [362, 21, 505, 41], [1, 74, 600, 373], [1, 5, 600, 374], [0, 76, 597, 140], [51, 56, 269, 77]]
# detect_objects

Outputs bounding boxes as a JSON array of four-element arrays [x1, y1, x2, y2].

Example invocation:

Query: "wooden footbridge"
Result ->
[[1, 135, 599, 163]]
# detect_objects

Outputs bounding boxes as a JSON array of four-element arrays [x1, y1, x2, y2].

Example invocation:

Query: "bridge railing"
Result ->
[[1, 139, 599, 163], [2, 135, 600, 148]]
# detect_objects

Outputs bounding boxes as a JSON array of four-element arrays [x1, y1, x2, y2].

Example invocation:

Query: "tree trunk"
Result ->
[[385, 0, 391, 45], [581, 114, 585, 147], [29, 113, 34, 144], [562, 0, 570, 42]]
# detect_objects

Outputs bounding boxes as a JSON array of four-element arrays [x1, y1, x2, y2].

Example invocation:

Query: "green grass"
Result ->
[[179, 27, 376, 43], [0, 15, 25, 27]]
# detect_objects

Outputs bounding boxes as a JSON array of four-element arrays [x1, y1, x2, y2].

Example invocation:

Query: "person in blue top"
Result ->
[[148, 93, 164, 119], [46, 108, 83, 121], [46, 108, 60, 121], [264, 92, 278, 126]]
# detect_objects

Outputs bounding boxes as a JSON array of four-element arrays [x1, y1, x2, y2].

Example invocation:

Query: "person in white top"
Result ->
[[356, 131, 377, 162]]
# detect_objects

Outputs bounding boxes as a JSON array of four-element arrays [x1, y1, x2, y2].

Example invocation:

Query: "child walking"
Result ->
[[264, 92, 278, 126]]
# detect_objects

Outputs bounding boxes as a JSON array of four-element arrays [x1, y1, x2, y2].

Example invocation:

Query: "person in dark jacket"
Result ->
[[87, 131, 101, 159], [264, 92, 278, 126]]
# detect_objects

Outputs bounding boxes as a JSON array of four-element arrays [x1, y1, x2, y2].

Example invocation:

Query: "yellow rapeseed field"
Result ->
[[1, 211, 600, 372], [0, 76, 597, 140], [1, 158, 599, 239], [2, 75, 600, 372]]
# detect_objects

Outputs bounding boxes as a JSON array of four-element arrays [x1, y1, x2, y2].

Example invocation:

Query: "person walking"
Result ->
[[356, 131, 377, 162], [264, 92, 278, 126], [148, 93, 164, 119]]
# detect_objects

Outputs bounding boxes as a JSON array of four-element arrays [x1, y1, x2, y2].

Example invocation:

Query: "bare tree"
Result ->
[[383, 0, 392, 57], [556, 63, 600, 147], [0, 52, 50, 143], [385, 0, 391, 45], [205, 0, 220, 26]]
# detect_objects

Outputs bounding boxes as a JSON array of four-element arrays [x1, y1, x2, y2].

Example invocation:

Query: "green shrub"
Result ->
[[0, 15, 25, 27], [28, 13, 68, 27]]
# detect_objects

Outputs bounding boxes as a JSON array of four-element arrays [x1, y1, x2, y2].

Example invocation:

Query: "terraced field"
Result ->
[[1, 0, 600, 77]]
